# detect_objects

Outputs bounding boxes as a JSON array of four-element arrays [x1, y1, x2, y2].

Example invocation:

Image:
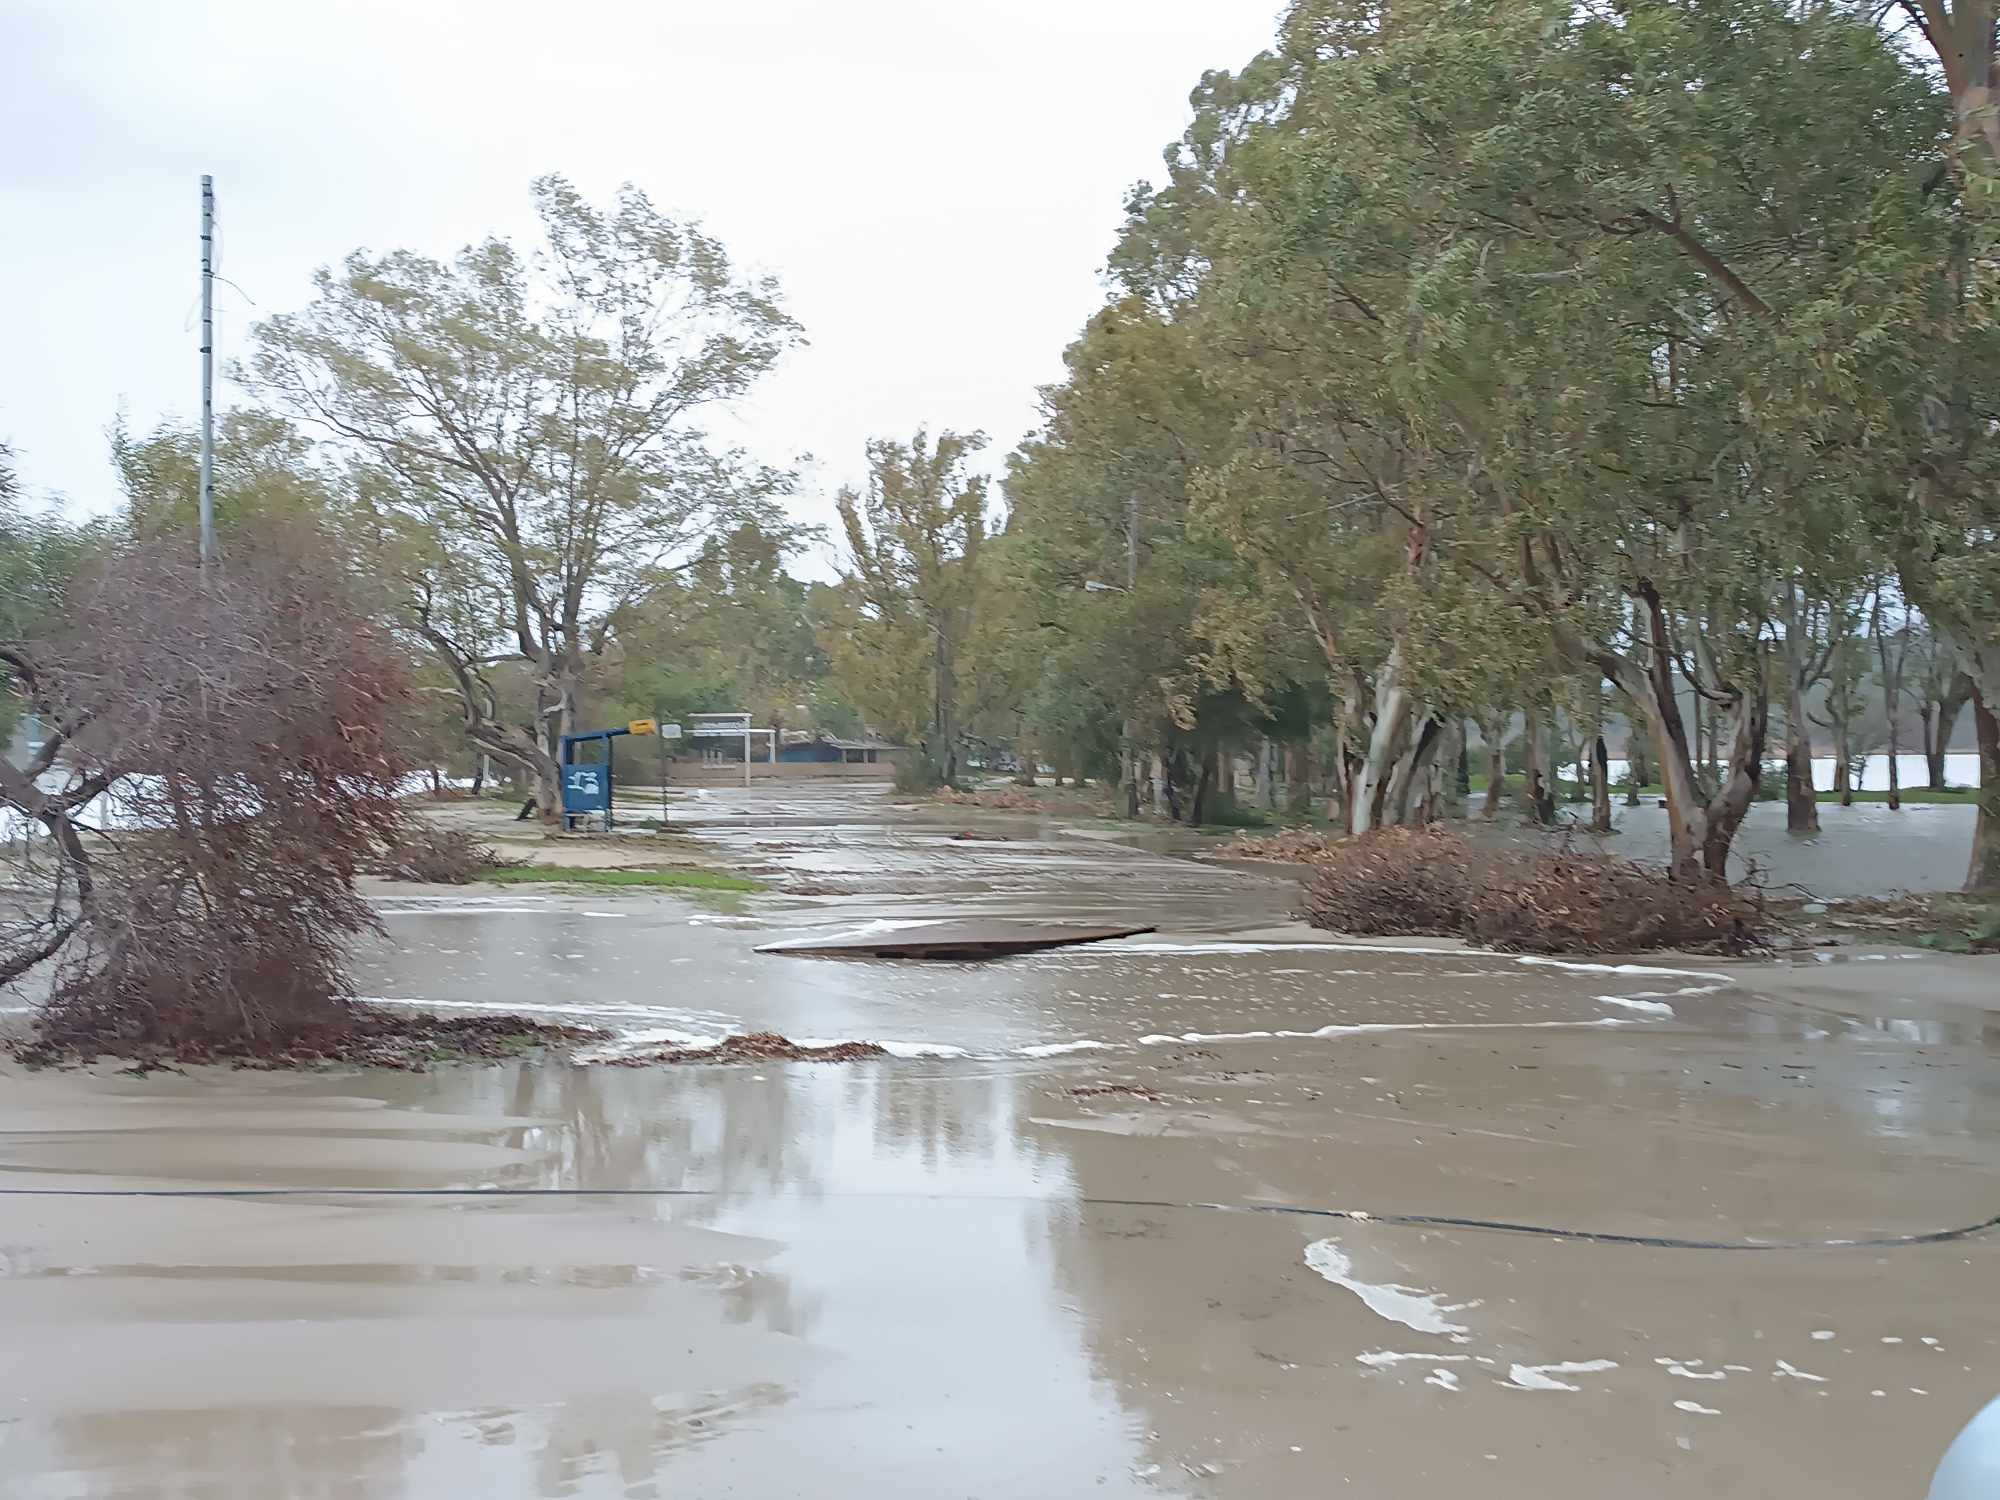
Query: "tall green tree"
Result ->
[[246, 175, 801, 818], [832, 430, 987, 784]]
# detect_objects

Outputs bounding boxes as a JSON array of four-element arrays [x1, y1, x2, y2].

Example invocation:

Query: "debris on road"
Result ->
[[760, 919, 1156, 960]]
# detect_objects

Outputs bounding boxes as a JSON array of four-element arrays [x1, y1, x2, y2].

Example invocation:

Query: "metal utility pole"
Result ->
[[1125, 492, 1138, 590], [1121, 494, 1141, 817], [198, 175, 217, 568]]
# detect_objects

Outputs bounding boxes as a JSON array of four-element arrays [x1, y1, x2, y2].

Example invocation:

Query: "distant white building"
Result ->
[[4, 709, 45, 768]]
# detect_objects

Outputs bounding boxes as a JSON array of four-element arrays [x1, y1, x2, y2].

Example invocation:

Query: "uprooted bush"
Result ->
[[375, 825, 521, 884], [1297, 826, 1766, 955], [0, 526, 570, 1065]]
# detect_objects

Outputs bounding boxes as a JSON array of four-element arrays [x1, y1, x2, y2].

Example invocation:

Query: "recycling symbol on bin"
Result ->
[[567, 768, 601, 793]]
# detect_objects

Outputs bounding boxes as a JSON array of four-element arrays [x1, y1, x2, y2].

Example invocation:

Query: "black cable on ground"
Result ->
[[1, 1184, 1995, 1252]]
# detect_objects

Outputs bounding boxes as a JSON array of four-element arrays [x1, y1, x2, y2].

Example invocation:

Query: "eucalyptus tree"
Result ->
[[833, 429, 987, 784], [1000, 301, 1264, 818], [247, 175, 800, 818]]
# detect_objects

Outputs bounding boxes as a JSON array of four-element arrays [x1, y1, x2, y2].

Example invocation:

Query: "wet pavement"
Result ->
[[1, 781, 1997, 1497]]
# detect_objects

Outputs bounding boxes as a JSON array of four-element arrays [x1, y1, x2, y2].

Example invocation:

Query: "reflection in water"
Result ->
[[7, 779, 1999, 1497], [2, 1061, 1163, 1499]]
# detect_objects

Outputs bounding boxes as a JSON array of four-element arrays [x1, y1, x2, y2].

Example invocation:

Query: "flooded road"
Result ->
[[2, 782, 1997, 1497]]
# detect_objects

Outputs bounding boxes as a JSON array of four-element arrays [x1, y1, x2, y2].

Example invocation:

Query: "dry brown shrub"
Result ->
[[376, 825, 521, 883], [1223, 827, 1344, 864], [2, 527, 442, 1060], [932, 785, 1106, 815], [1299, 826, 1764, 956]]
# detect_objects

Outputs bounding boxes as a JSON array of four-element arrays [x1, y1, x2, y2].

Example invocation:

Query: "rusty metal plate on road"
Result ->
[[758, 921, 1156, 960]]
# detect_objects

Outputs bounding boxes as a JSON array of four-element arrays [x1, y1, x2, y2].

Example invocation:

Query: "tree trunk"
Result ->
[[1383, 716, 1445, 827], [1700, 678, 1770, 879], [1604, 583, 1767, 883], [1349, 646, 1418, 835], [1782, 589, 1820, 833], [1254, 736, 1276, 811], [1120, 729, 1138, 816], [1188, 750, 1218, 825], [1520, 706, 1552, 824], [1482, 716, 1505, 820], [1923, 672, 1973, 789], [1151, 752, 1169, 815], [1689, 678, 1706, 796], [930, 624, 956, 787], [1623, 732, 1646, 805], [1455, 723, 1471, 801], [1590, 736, 1612, 833], [1438, 719, 1466, 821], [1284, 742, 1311, 815], [1969, 687, 2000, 891], [1874, 594, 1904, 811]]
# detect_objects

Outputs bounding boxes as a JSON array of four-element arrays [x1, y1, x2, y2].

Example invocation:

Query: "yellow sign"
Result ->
[[627, 718, 658, 737]]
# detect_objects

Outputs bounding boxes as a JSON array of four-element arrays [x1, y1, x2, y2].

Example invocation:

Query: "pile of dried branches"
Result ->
[[1, 528, 446, 1060], [1223, 827, 1356, 864], [15, 1002, 604, 1071], [375, 825, 521, 883], [612, 1031, 889, 1065], [931, 785, 1106, 815], [1298, 826, 1765, 955]]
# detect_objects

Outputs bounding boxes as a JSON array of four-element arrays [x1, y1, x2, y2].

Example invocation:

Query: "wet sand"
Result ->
[[2, 781, 1996, 1497]]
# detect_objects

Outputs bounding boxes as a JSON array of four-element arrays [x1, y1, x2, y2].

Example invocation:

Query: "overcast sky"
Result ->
[[3, 0, 1278, 577]]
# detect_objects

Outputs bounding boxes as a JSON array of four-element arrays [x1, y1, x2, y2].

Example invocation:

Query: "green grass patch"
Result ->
[[471, 864, 761, 892]]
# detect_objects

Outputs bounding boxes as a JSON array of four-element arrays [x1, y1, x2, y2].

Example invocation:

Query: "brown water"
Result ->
[[1, 782, 1997, 1497]]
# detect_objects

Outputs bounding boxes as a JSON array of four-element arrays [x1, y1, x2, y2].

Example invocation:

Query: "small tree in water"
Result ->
[[0, 528, 421, 1059]]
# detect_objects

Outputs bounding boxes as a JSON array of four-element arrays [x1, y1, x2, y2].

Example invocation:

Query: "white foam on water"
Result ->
[[1017, 1040, 1110, 1057], [1502, 1360, 1618, 1392], [1143, 1018, 1635, 1047], [1357, 1351, 1473, 1369], [1109, 939, 1500, 959], [571, 1029, 724, 1061], [379, 906, 551, 917], [1515, 956, 1733, 984], [1304, 1241, 1473, 1341], [1426, 1369, 1461, 1391], [1598, 995, 1676, 1017], [1810, 1330, 1836, 1341], [1656, 1359, 1727, 1381], [360, 996, 635, 1021], [1673, 1400, 1721, 1416], [876, 1039, 971, 1059], [1775, 1360, 1826, 1383]]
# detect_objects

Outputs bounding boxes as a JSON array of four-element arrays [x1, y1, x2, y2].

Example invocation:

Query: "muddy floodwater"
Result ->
[[2, 783, 1997, 1497]]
